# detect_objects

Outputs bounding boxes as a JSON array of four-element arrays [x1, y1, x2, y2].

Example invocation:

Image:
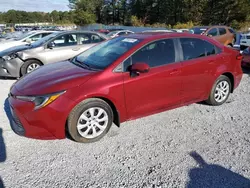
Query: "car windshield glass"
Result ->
[[73, 37, 142, 70], [30, 32, 58, 47], [190, 28, 207, 34], [14, 31, 36, 40]]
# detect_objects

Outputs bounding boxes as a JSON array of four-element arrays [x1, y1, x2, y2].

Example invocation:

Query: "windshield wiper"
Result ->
[[73, 58, 95, 70]]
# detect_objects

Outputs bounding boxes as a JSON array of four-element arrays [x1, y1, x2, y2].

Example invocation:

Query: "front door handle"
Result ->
[[72, 48, 80, 51], [170, 69, 181, 75]]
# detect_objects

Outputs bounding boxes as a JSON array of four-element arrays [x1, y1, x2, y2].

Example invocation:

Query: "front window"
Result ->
[[123, 39, 176, 71], [30, 32, 59, 47], [73, 37, 142, 70], [51, 34, 77, 47]]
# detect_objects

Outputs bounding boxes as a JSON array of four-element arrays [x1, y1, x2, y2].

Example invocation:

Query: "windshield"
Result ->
[[189, 27, 208, 34], [14, 31, 36, 40], [73, 37, 142, 70], [31, 32, 59, 47]]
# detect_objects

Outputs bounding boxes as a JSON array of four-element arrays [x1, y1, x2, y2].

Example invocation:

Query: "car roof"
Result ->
[[126, 32, 200, 40], [53, 30, 110, 39]]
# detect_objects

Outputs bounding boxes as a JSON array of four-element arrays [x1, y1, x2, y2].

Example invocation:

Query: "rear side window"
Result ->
[[203, 41, 216, 56], [229, 28, 235, 34], [180, 38, 217, 60], [207, 28, 218, 36], [219, 28, 227, 35]]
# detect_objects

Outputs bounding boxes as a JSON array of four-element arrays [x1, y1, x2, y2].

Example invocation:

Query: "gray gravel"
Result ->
[[0, 71, 250, 188]]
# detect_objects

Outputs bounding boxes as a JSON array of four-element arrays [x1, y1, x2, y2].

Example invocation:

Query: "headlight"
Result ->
[[2, 53, 18, 61], [16, 91, 65, 110]]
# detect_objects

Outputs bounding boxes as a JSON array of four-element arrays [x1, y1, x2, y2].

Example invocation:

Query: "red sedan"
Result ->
[[8, 33, 243, 143]]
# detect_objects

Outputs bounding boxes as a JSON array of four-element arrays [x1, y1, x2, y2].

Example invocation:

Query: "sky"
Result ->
[[0, 0, 70, 12]]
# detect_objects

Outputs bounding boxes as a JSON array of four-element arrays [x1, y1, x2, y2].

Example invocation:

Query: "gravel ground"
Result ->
[[0, 71, 250, 188]]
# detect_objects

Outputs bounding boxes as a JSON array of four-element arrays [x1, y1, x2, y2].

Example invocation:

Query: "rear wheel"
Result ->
[[21, 60, 42, 76], [206, 75, 231, 106], [67, 98, 113, 143]]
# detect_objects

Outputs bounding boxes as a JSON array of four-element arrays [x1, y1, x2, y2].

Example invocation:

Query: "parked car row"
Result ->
[[6, 31, 243, 143], [0, 30, 110, 78], [189, 25, 236, 47]]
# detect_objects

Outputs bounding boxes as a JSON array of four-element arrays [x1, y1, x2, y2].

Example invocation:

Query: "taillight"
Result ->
[[236, 53, 243, 60]]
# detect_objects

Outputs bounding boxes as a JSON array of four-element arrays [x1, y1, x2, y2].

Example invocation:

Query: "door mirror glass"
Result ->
[[47, 42, 55, 49], [25, 38, 32, 43], [130, 62, 149, 73]]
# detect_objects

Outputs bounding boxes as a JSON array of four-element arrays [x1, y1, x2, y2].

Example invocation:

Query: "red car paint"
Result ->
[[8, 33, 243, 140]]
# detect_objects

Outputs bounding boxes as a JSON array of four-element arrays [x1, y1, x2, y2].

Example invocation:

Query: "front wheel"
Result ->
[[67, 98, 114, 143], [21, 60, 42, 76], [206, 75, 231, 106]]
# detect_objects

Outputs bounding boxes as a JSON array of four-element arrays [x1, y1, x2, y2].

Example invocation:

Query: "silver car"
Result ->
[[0, 31, 109, 78]]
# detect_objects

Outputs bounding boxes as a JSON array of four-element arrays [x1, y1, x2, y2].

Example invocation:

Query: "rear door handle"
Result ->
[[170, 69, 181, 75]]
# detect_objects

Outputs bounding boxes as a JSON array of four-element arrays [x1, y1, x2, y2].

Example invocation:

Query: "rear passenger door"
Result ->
[[179, 38, 220, 103]]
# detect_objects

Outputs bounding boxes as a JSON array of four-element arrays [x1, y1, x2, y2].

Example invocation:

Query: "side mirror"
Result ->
[[130, 62, 149, 76], [47, 42, 55, 49], [25, 38, 32, 43]]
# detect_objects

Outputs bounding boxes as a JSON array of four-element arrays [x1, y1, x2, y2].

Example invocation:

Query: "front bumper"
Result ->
[[8, 86, 77, 140], [0, 57, 24, 78]]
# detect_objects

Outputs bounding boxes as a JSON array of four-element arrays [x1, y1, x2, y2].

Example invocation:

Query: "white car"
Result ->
[[142, 29, 174, 33], [0, 30, 55, 52], [107, 30, 134, 38], [240, 33, 250, 51]]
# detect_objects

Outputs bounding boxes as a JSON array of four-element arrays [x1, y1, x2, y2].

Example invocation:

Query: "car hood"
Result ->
[[0, 41, 21, 52], [0, 44, 31, 57], [13, 61, 97, 96]]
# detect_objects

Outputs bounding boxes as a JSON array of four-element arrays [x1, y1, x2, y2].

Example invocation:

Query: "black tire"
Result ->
[[240, 45, 248, 51], [206, 75, 232, 106], [20, 60, 42, 76], [67, 98, 114, 143]]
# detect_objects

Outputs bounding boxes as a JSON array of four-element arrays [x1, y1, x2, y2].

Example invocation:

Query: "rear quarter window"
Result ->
[[180, 38, 220, 61], [219, 28, 227, 35]]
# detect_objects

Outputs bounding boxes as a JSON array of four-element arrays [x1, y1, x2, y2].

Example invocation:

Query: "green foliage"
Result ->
[[0, 10, 74, 24], [1, 0, 250, 29], [131, 16, 143, 26], [173, 22, 194, 29], [73, 10, 96, 25]]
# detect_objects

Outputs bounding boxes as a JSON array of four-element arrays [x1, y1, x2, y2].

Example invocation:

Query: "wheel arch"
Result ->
[[20, 58, 44, 77], [221, 72, 234, 93], [66, 96, 121, 133]]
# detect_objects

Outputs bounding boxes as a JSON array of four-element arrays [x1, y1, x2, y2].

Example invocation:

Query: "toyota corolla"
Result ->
[[8, 33, 243, 143]]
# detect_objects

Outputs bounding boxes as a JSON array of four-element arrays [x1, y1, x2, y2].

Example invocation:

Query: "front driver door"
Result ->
[[42, 33, 79, 64], [123, 39, 182, 120]]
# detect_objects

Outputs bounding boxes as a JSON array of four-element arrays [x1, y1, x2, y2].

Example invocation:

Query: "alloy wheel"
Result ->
[[214, 81, 230, 103], [77, 107, 109, 139], [27, 63, 40, 73]]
